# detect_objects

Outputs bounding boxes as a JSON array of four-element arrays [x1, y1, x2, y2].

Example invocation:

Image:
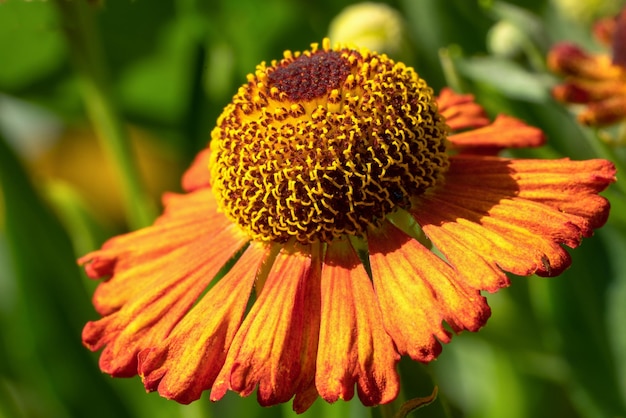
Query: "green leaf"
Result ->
[[0, 132, 133, 418], [399, 0, 493, 88], [529, 229, 626, 417], [0, 0, 66, 91], [486, 1, 548, 49], [602, 224, 626, 406], [456, 56, 551, 102]]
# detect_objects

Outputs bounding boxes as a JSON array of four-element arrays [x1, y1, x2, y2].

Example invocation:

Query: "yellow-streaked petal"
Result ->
[[181, 148, 211, 192], [80, 189, 248, 377], [504, 158, 615, 230], [79, 190, 248, 315], [292, 243, 323, 413], [210, 245, 320, 407], [137, 242, 268, 403], [430, 184, 586, 247], [368, 222, 491, 362], [410, 217, 510, 292], [316, 237, 399, 406], [416, 196, 572, 277], [413, 156, 615, 281]]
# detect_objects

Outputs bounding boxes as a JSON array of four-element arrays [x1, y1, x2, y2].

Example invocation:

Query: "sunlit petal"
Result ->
[[80, 190, 248, 376], [137, 242, 269, 403], [210, 245, 320, 406], [369, 222, 491, 361], [316, 237, 399, 406], [413, 156, 614, 280]]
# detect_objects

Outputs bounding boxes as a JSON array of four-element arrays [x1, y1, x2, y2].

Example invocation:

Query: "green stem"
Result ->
[[393, 387, 439, 418], [378, 402, 397, 418], [54, 0, 156, 229], [438, 46, 465, 93]]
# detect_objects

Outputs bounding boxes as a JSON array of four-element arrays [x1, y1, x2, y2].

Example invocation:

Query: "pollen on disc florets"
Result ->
[[209, 38, 449, 244]]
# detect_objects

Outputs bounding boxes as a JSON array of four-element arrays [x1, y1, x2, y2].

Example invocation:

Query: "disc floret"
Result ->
[[210, 39, 449, 243]]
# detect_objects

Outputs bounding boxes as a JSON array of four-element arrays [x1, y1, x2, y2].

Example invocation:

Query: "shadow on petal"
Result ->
[[368, 222, 491, 363]]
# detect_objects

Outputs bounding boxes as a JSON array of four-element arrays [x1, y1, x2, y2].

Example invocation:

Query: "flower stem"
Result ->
[[393, 387, 439, 418], [54, 0, 156, 229], [438, 46, 465, 93], [378, 403, 397, 418]]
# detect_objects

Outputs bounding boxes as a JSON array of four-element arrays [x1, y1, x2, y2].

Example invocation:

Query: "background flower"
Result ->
[[327, 2, 408, 57], [548, 7, 626, 128], [1, 1, 626, 418]]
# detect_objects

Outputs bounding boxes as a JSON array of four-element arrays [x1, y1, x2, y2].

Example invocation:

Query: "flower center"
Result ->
[[210, 39, 449, 244], [267, 50, 351, 101]]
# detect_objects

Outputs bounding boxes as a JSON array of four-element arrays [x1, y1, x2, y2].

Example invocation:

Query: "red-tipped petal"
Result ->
[[182, 148, 211, 192], [368, 222, 491, 362], [413, 156, 615, 282], [447, 114, 545, 152], [436, 87, 490, 131], [137, 242, 269, 403], [315, 237, 399, 406], [80, 189, 248, 377], [210, 245, 320, 408]]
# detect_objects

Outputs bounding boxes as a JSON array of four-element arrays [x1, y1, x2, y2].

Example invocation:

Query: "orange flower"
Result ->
[[548, 6, 626, 126], [80, 39, 616, 413]]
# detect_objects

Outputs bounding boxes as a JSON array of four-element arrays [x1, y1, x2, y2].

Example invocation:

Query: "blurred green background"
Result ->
[[1, 0, 626, 417]]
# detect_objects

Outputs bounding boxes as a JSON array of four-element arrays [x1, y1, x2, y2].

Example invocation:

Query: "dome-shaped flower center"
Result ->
[[209, 39, 449, 244]]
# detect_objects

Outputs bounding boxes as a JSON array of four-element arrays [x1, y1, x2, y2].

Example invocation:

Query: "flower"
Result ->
[[548, 6, 626, 127], [80, 39, 616, 413], [487, 20, 529, 59], [327, 2, 406, 56]]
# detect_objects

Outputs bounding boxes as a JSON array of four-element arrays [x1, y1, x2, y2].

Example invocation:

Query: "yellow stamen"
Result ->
[[210, 39, 448, 244]]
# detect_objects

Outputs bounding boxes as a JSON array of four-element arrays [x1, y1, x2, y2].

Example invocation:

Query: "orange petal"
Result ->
[[315, 237, 399, 406], [447, 114, 545, 151], [548, 43, 622, 80], [552, 78, 626, 103], [137, 242, 269, 403], [593, 15, 617, 46], [505, 158, 615, 230], [80, 190, 247, 315], [412, 156, 615, 280], [210, 244, 321, 408], [611, 6, 626, 68], [552, 82, 593, 103], [436, 87, 490, 131], [80, 189, 249, 376], [410, 218, 510, 292], [292, 243, 323, 413], [181, 148, 211, 192], [431, 183, 587, 246], [293, 385, 320, 414], [416, 194, 572, 278], [368, 222, 491, 362], [579, 95, 626, 126]]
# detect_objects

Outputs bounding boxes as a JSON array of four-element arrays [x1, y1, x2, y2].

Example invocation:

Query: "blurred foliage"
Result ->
[[1, 0, 626, 417]]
